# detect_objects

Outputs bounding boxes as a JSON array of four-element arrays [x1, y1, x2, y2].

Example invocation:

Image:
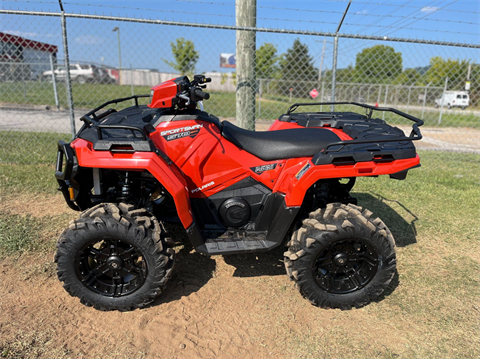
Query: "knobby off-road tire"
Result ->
[[284, 203, 396, 310], [55, 203, 175, 311]]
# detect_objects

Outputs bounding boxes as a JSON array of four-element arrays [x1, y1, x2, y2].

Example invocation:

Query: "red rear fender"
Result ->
[[277, 155, 421, 207]]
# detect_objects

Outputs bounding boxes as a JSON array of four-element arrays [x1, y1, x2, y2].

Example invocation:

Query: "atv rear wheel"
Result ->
[[284, 203, 396, 310], [55, 203, 175, 311]]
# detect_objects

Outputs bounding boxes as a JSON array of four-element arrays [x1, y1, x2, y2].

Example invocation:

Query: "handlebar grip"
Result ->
[[205, 77, 212, 83], [194, 88, 210, 100]]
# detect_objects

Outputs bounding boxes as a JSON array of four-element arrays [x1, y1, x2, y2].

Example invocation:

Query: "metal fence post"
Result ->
[[421, 85, 428, 119], [320, 81, 325, 111], [59, 0, 76, 138], [439, 76, 449, 125], [330, 0, 351, 111], [330, 35, 338, 111], [258, 78, 262, 118], [49, 53, 59, 110], [407, 86, 411, 111], [382, 85, 389, 121]]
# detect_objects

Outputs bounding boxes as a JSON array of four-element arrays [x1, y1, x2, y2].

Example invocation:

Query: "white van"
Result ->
[[434, 91, 469, 110]]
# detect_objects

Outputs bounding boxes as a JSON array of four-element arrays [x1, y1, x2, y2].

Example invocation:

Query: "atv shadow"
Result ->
[[354, 192, 418, 247], [149, 224, 217, 307], [224, 192, 417, 279], [150, 193, 416, 302], [223, 245, 287, 277]]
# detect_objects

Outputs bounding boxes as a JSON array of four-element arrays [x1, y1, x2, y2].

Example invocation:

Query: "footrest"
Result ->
[[196, 231, 276, 255]]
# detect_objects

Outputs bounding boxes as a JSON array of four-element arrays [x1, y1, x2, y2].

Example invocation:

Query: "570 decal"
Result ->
[[161, 124, 203, 141]]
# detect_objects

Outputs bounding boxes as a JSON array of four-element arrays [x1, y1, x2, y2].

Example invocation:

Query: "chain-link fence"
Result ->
[[1, 9, 479, 164]]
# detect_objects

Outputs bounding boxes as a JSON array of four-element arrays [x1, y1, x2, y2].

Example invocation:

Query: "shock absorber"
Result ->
[[118, 171, 132, 203]]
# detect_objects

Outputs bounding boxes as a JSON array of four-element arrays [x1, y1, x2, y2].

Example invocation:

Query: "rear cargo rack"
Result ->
[[286, 101, 422, 148], [284, 102, 423, 166]]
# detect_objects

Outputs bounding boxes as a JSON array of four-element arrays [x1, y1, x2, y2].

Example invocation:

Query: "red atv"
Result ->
[[55, 75, 423, 311]]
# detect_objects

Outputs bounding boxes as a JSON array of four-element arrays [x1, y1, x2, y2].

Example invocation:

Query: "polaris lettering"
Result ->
[[191, 181, 215, 193]]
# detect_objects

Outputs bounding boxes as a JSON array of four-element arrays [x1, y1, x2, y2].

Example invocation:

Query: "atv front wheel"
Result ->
[[55, 203, 175, 311], [284, 203, 396, 310]]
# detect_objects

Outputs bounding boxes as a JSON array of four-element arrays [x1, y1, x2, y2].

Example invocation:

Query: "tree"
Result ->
[[394, 68, 421, 85], [256, 43, 279, 79], [279, 38, 317, 97], [355, 45, 402, 83], [423, 56, 470, 89], [163, 38, 199, 75]]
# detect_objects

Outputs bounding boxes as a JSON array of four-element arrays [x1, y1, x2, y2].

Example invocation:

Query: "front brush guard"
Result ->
[[55, 140, 80, 211]]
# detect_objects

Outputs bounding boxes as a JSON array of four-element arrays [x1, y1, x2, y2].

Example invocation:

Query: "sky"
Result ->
[[1, 0, 479, 73]]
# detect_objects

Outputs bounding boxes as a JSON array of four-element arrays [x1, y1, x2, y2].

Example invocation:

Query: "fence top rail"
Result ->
[[1, 9, 479, 49]]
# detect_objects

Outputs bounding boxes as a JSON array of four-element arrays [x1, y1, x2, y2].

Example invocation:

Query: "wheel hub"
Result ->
[[313, 239, 379, 294], [107, 255, 123, 269], [75, 238, 148, 298], [333, 253, 348, 267]]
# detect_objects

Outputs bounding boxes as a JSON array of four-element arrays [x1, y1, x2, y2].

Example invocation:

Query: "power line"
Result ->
[[344, 22, 478, 36], [384, 0, 462, 37], [19, 1, 475, 36], [314, 0, 480, 14], [353, 0, 415, 35], [350, 11, 479, 26]]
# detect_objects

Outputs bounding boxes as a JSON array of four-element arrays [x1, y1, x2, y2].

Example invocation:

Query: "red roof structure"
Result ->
[[0, 32, 58, 53]]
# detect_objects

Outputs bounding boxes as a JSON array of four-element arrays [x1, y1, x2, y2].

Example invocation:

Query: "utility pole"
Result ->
[[58, 0, 75, 137], [318, 38, 326, 84], [466, 63, 472, 92], [236, 0, 256, 130], [331, 0, 351, 111], [113, 27, 122, 85]]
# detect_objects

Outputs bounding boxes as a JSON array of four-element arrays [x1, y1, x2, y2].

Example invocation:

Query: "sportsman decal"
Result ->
[[250, 163, 277, 174], [161, 124, 203, 141]]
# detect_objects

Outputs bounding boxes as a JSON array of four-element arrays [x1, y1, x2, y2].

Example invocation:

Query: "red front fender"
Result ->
[[71, 139, 193, 229]]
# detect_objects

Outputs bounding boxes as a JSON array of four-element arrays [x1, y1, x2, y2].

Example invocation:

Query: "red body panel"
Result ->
[[71, 138, 194, 229], [72, 116, 420, 229], [148, 79, 178, 108]]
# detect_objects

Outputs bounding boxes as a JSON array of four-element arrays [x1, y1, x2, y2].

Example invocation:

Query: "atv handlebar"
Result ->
[[194, 88, 210, 100]]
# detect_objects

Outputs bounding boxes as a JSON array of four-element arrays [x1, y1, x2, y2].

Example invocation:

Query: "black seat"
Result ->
[[221, 121, 341, 161]]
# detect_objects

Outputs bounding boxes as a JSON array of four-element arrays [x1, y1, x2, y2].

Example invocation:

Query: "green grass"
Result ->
[[0, 131, 71, 165], [0, 214, 46, 256], [354, 151, 480, 240]]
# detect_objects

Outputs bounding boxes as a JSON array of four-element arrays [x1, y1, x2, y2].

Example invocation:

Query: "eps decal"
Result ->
[[250, 163, 277, 174]]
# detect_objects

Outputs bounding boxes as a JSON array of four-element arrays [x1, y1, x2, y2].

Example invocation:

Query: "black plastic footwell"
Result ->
[[188, 200, 300, 255]]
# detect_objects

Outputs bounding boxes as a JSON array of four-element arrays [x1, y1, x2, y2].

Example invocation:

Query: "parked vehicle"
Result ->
[[95, 67, 116, 84], [434, 91, 469, 110], [42, 63, 99, 84], [54, 74, 423, 311]]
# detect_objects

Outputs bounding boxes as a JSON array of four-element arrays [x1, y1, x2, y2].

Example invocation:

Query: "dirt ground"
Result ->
[[1, 192, 478, 359], [0, 195, 389, 358]]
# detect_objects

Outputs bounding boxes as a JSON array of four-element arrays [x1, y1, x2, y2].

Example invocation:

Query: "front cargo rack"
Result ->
[[79, 94, 150, 126], [75, 94, 172, 164]]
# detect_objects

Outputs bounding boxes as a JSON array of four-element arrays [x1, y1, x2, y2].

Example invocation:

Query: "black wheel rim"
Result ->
[[313, 239, 378, 294], [75, 238, 148, 297]]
